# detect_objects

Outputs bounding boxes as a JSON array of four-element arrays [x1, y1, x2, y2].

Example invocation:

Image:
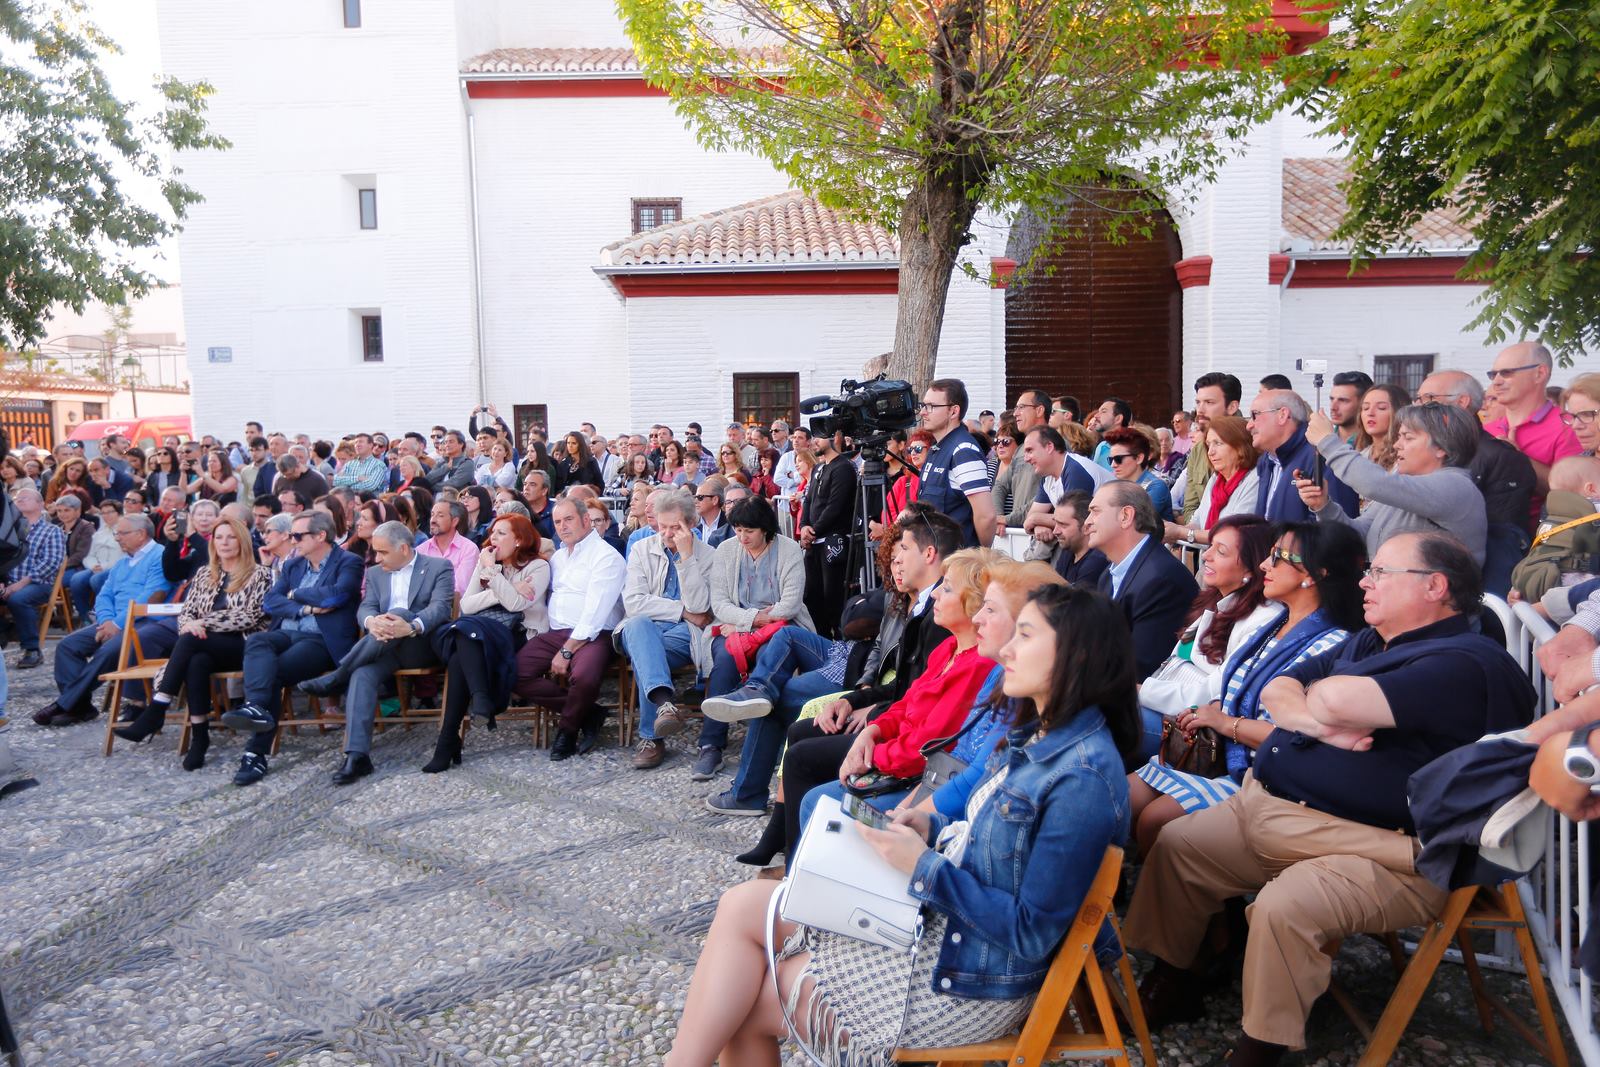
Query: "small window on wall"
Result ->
[[358, 188, 377, 229], [1373, 355, 1435, 397], [343, 0, 361, 28], [360, 315, 383, 362], [632, 198, 683, 233], [733, 373, 800, 430], [82, 402, 104, 420]]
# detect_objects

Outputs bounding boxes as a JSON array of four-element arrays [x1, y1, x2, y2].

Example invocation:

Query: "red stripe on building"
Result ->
[[466, 79, 668, 100], [1285, 257, 1477, 288], [608, 269, 900, 298]]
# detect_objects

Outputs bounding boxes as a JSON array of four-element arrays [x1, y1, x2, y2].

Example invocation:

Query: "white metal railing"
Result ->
[[1511, 599, 1600, 1064]]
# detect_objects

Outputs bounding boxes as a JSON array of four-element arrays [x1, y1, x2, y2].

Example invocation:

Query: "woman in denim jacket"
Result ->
[[664, 584, 1137, 1067]]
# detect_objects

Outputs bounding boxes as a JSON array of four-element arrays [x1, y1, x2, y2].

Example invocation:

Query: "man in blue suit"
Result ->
[[1085, 481, 1197, 762], [221, 510, 362, 786]]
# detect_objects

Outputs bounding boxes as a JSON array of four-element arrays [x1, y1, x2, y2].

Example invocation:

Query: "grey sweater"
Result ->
[[1312, 434, 1487, 564]]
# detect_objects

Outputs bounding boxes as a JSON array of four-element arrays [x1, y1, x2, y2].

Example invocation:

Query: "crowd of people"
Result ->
[[2, 341, 1598, 1066]]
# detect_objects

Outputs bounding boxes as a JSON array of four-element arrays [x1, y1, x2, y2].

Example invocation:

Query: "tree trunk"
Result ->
[[887, 169, 979, 393]]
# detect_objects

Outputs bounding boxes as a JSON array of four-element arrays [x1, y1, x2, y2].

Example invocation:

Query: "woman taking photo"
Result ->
[[1129, 522, 1364, 854], [665, 583, 1136, 1067], [550, 431, 603, 494], [1165, 415, 1259, 545], [186, 449, 239, 506], [1297, 401, 1486, 563], [1103, 427, 1173, 521], [112, 516, 272, 768], [1132, 516, 1279, 764], [423, 514, 550, 771], [476, 438, 518, 490], [161, 499, 221, 584], [1354, 383, 1410, 471]]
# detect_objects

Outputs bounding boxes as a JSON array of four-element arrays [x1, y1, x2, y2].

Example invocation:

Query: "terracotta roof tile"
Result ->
[[599, 192, 899, 269], [1282, 157, 1476, 253], [462, 48, 641, 75]]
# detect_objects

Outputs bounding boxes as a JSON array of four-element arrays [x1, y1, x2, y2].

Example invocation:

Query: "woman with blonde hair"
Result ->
[[112, 516, 272, 768], [1353, 383, 1411, 471], [1563, 372, 1600, 456]]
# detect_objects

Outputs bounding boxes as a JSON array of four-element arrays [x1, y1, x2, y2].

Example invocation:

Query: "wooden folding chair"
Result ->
[[36, 561, 74, 647], [1332, 882, 1569, 1067], [99, 602, 179, 756], [892, 845, 1156, 1067]]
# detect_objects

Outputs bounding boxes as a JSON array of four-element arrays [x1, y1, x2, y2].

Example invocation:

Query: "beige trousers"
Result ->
[[1123, 774, 1448, 1048]]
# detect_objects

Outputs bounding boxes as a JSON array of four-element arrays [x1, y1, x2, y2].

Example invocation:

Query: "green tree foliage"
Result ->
[[617, 0, 1289, 389], [1291, 0, 1600, 359], [0, 0, 228, 349]]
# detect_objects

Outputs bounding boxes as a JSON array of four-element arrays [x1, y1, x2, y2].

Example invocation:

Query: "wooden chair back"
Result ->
[[36, 560, 74, 646], [892, 844, 1155, 1067]]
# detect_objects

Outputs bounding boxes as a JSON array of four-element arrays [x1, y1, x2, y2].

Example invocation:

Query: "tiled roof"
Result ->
[[462, 48, 642, 75], [599, 192, 899, 269], [1282, 157, 1476, 253]]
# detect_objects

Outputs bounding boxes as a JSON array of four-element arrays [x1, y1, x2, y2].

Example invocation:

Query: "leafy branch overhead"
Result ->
[[0, 0, 229, 350], [1289, 0, 1600, 360], [617, 0, 1291, 387]]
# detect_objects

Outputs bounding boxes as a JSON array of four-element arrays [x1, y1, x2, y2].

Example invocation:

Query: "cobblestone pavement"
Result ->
[[0, 646, 1574, 1065]]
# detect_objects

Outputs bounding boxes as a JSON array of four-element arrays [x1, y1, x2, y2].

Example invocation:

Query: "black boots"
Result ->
[[113, 701, 168, 743], [423, 704, 467, 774], [737, 802, 786, 867], [182, 721, 210, 771]]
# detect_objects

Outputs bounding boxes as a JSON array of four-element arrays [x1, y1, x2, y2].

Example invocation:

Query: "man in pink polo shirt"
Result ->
[[416, 499, 478, 595], [1484, 341, 1582, 525]]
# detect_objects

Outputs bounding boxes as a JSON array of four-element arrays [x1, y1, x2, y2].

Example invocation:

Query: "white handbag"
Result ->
[[779, 794, 923, 950]]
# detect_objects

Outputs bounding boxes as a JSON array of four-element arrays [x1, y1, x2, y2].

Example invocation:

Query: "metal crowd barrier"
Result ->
[[1511, 599, 1600, 1065]]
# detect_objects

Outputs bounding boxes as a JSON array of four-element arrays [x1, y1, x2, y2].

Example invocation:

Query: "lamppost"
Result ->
[[120, 354, 141, 417]]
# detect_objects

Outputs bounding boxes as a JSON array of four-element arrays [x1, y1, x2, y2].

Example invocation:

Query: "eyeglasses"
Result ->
[[917, 402, 954, 412], [1562, 409, 1600, 428], [1363, 566, 1437, 581], [695, 493, 719, 501], [1012, 402, 1044, 414], [289, 531, 317, 541], [1246, 409, 1277, 423], [1108, 453, 1137, 465], [1266, 547, 1305, 568], [1414, 391, 1462, 404], [1486, 364, 1541, 381]]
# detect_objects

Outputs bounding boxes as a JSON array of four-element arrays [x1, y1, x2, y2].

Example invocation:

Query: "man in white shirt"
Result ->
[[773, 427, 810, 495], [513, 499, 627, 760]]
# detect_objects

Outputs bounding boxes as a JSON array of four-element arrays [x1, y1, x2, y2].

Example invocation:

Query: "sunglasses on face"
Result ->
[[1486, 364, 1540, 381], [1267, 547, 1305, 567], [1108, 453, 1137, 465], [994, 438, 1014, 447], [290, 531, 317, 541]]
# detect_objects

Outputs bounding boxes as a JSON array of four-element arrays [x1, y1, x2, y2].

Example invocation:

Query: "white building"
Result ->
[[155, 0, 1543, 440]]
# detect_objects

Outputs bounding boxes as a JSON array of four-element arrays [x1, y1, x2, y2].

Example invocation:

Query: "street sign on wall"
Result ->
[[207, 347, 232, 364]]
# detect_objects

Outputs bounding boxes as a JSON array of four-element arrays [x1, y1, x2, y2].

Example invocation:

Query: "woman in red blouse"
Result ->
[[779, 546, 1002, 858]]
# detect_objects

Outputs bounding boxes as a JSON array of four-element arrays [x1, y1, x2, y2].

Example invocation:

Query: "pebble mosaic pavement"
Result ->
[[0, 646, 1576, 1065]]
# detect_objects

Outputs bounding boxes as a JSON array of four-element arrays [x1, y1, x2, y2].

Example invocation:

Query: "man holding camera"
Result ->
[[916, 377, 997, 548]]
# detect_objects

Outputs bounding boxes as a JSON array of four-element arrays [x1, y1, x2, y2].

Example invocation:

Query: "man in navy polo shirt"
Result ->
[[914, 377, 996, 547], [1126, 531, 1534, 1067]]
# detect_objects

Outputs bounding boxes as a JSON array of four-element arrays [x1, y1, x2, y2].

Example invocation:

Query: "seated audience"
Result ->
[[2, 489, 65, 668], [1299, 401, 1486, 564], [295, 521, 455, 783], [112, 516, 273, 767], [1049, 490, 1109, 588], [416, 500, 478, 594], [512, 499, 626, 760], [692, 496, 815, 782], [1129, 521, 1365, 852], [1127, 532, 1532, 1067], [160, 498, 221, 585], [219, 511, 363, 786], [424, 430, 476, 491], [34, 513, 173, 726], [1083, 481, 1197, 683], [614, 490, 712, 770], [70, 499, 124, 622], [1166, 414, 1259, 544], [664, 583, 1136, 1067], [423, 514, 551, 770]]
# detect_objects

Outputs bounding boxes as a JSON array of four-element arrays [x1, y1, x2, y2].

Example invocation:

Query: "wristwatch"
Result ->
[[559, 649, 575, 661], [1563, 720, 1600, 789]]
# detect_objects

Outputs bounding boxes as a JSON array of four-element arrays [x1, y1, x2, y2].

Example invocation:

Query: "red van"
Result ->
[[67, 416, 193, 458]]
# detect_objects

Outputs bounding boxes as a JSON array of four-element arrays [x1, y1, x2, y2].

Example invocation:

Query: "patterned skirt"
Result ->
[[778, 913, 1032, 1066], [1133, 758, 1240, 814]]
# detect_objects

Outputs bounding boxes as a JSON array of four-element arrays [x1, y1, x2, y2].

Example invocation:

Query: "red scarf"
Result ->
[[1205, 467, 1249, 529]]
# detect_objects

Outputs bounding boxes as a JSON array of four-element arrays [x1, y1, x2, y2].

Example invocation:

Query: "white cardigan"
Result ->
[[460, 555, 551, 636], [1140, 597, 1281, 715]]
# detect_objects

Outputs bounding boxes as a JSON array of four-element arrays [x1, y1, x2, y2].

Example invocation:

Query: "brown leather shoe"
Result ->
[[653, 702, 688, 738], [632, 738, 666, 770], [1137, 959, 1207, 1030], [1226, 1035, 1286, 1067]]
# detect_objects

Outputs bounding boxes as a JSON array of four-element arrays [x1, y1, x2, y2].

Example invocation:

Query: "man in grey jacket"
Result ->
[[300, 521, 456, 784], [424, 430, 477, 491], [614, 490, 713, 769]]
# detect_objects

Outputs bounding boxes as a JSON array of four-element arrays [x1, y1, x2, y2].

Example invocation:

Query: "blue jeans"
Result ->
[[726, 628, 846, 805], [1138, 707, 1165, 765], [6, 579, 54, 652], [798, 780, 911, 841], [616, 615, 695, 742], [68, 568, 108, 622], [54, 625, 124, 712]]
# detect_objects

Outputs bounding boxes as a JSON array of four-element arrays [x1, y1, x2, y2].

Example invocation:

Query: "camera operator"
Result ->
[[797, 431, 857, 637], [916, 377, 997, 548]]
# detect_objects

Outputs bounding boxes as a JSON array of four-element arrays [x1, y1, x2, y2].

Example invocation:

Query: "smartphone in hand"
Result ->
[[842, 793, 890, 831]]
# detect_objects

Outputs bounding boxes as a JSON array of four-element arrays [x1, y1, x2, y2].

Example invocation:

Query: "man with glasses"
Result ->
[[1483, 342, 1581, 520], [1247, 388, 1356, 522], [34, 514, 173, 727], [1415, 369, 1536, 594], [693, 476, 732, 545], [1082, 480, 1195, 682], [221, 511, 362, 785], [769, 420, 791, 454], [916, 377, 997, 547], [1129, 532, 1534, 1067]]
